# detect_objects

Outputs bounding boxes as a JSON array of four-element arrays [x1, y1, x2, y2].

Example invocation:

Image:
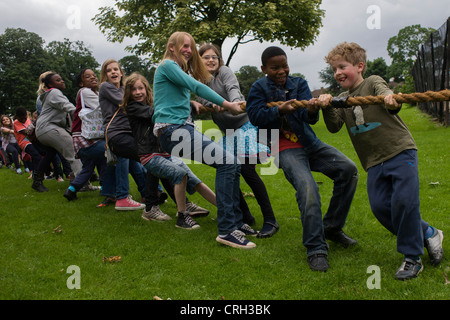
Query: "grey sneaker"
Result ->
[[238, 223, 258, 237], [176, 212, 200, 229], [142, 206, 171, 221], [216, 230, 256, 249], [395, 258, 423, 280], [425, 228, 444, 266], [185, 202, 209, 217]]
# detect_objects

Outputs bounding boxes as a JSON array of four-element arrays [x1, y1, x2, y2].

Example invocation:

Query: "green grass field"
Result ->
[[0, 105, 448, 300]]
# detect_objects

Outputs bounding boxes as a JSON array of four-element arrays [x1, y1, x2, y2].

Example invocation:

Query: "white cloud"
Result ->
[[1, 0, 449, 89]]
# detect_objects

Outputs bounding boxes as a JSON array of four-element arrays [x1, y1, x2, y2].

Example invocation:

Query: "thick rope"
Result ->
[[197, 89, 450, 113]]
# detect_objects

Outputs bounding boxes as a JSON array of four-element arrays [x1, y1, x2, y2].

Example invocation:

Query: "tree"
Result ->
[[92, 0, 324, 65], [365, 57, 388, 82], [234, 65, 264, 98], [119, 55, 156, 85], [387, 24, 434, 82], [46, 39, 99, 102], [0, 28, 49, 114], [318, 66, 341, 95]]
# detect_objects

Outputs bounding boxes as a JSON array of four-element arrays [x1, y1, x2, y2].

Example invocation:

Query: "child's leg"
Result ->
[[174, 175, 188, 212], [194, 183, 216, 206], [368, 150, 425, 258]]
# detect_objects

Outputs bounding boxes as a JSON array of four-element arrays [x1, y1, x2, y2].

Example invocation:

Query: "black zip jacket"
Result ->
[[125, 101, 162, 156]]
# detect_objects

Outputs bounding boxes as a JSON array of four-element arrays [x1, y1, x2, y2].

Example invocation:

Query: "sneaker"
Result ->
[[216, 230, 256, 249], [25, 168, 30, 173], [16, 168, 23, 175], [395, 258, 423, 280], [115, 195, 145, 211], [80, 182, 101, 192], [176, 212, 200, 229], [307, 253, 329, 272], [238, 223, 258, 237], [96, 197, 116, 208], [425, 228, 444, 266], [56, 176, 65, 182], [142, 206, 172, 221], [63, 188, 78, 201], [185, 202, 209, 217]]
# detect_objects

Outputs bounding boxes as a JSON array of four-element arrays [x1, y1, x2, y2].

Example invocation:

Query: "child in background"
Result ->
[[1, 115, 23, 174], [63, 68, 107, 201], [246, 46, 359, 271], [317, 42, 444, 280], [98, 59, 147, 210], [123, 73, 216, 228]]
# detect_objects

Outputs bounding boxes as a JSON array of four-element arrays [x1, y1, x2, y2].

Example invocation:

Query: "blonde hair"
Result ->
[[163, 31, 212, 83], [120, 73, 153, 111], [100, 58, 125, 86], [37, 71, 54, 95], [325, 42, 367, 75]]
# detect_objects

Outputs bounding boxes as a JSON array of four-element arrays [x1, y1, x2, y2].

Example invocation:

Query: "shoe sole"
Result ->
[[175, 224, 200, 230], [142, 215, 171, 222], [215, 236, 256, 249], [115, 205, 145, 211]]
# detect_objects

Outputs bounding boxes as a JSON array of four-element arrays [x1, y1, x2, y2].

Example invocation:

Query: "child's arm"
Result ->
[[316, 93, 345, 133]]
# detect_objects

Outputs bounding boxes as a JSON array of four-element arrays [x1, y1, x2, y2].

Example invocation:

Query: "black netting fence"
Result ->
[[411, 17, 449, 126]]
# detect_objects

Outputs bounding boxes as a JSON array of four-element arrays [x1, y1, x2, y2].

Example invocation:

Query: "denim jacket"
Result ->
[[246, 76, 321, 152]]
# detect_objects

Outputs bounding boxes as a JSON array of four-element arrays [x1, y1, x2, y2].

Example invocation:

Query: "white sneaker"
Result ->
[[142, 206, 172, 221]]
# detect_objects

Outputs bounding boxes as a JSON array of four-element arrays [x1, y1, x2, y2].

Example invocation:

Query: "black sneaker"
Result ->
[[324, 228, 357, 247], [96, 197, 116, 208], [307, 253, 329, 272], [216, 230, 256, 249], [176, 212, 200, 229], [395, 258, 423, 280], [238, 223, 258, 237], [63, 188, 78, 201]]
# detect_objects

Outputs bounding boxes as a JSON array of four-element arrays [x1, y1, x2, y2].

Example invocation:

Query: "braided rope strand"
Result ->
[[197, 89, 450, 113]]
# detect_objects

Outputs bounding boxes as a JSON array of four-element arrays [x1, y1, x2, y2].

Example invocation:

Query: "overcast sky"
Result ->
[[1, 0, 449, 90]]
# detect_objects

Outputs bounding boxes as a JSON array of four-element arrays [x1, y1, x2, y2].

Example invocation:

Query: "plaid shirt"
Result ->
[[72, 132, 98, 158]]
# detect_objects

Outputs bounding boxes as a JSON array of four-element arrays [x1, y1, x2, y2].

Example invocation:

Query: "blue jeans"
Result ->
[[71, 140, 107, 191], [367, 149, 428, 257], [278, 142, 358, 256], [101, 157, 147, 200], [158, 124, 242, 235], [102, 134, 147, 200]]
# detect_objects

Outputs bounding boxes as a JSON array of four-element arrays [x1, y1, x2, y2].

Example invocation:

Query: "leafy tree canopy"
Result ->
[[387, 24, 434, 81], [92, 0, 324, 65]]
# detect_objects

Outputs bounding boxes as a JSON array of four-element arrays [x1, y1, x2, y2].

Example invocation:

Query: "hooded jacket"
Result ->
[[36, 88, 75, 137]]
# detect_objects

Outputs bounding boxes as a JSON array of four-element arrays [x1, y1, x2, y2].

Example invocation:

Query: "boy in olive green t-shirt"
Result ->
[[316, 42, 444, 280]]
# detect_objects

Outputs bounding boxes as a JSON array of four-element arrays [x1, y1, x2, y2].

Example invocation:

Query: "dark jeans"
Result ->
[[278, 141, 359, 256], [70, 140, 107, 191]]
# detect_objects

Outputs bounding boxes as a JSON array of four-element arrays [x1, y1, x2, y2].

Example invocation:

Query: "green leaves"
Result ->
[[92, 0, 324, 65]]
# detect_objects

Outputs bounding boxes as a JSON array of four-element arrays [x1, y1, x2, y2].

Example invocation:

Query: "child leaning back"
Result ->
[[121, 72, 217, 229], [316, 41, 444, 280]]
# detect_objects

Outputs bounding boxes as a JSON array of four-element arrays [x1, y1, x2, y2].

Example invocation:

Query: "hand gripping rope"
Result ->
[[198, 89, 450, 113]]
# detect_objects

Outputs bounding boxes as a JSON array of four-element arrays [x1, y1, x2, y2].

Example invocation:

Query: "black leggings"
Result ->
[[239, 163, 275, 221]]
